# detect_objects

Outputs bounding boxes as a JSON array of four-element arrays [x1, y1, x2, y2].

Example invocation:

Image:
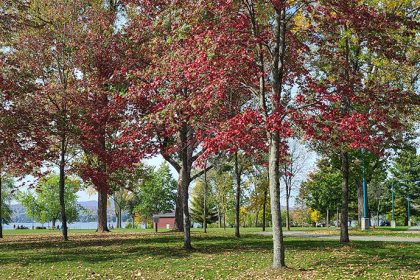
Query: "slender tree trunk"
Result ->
[[268, 132, 285, 268], [326, 208, 329, 227], [336, 208, 339, 227], [255, 208, 259, 227], [223, 213, 226, 230], [234, 152, 241, 238], [357, 181, 363, 228], [340, 151, 350, 243], [218, 207, 222, 228], [203, 161, 207, 233], [285, 192, 290, 231], [0, 172, 2, 238], [59, 136, 68, 241], [262, 188, 267, 232], [118, 207, 122, 228], [97, 190, 109, 232]]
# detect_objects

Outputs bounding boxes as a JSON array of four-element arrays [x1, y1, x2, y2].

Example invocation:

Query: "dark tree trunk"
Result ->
[[179, 125, 193, 250], [262, 188, 267, 232], [234, 152, 241, 238], [340, 151, 350, 243], [59, 136, 68, 241], [97, 190, 109, 232], [0, 173, 2, 238], [174, 179, 184, 232], [223, 213, 226, 230]]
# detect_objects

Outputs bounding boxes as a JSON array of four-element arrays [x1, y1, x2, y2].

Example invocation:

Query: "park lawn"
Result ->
[[284, 226, 420, 238], [0, 229, 419, 280]]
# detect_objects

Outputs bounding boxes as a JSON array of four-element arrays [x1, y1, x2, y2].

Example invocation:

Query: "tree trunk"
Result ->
[[203, 161, 208, 233], [97, 190, 109, 232], [223, 213, 226, 230], [0, 173, 2, 238], [336, 208, 339, 227], [285, 192, 290, 231], [269, 132, 285, 268], [340, 151, 350, 243], [181, 168, 192, 249], [218, 207, 222, 228], [326, 208, 329, 227], [118, 207, 122, 228], [234, 152, 241, 238], [255, 208, 259, 227], [262, 188, 267, 232], [174, 179, 184, 232], [178, 125, 193, 250], [59, 136, 68, 241]]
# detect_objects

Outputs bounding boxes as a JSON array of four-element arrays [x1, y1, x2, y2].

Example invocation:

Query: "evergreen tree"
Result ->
[[190, 181, 218, 226]]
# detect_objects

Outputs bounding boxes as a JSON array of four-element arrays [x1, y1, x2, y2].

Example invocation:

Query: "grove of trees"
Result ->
[[0, 0, 418, 270]]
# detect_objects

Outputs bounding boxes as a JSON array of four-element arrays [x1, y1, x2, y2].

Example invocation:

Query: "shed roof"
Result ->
[[152, 212, 176, 218]]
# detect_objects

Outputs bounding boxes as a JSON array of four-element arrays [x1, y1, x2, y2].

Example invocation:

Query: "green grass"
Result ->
[[1, 228, 419, 279]]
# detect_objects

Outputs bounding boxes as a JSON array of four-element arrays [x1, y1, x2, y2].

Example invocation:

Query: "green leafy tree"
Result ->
[[389, 146, 420, 225], [134, 163, 177, 220], [1, 176, 14, 228], [18, 175, 81, 227], [190, 180, 218, 226], [299, 158, 342, 226]]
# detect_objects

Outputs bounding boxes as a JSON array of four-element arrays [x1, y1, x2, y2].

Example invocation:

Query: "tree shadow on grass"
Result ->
[[0, 232, 418, 274]]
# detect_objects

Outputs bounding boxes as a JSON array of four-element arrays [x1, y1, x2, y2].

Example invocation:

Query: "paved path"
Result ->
[[259, 231, 420, 242]]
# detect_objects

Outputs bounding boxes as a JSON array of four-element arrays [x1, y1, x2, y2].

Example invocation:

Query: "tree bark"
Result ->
[[269, 132, 285, 268], [0, 172, 2, 238], [174, 178, 184, 231], [326, 208, 329, 227], [340, 151, 350, 243], [285, 191, 290, 231], [336, 208, 339, 227], [203, 161, 207, 233], [178, 124, 193, 250], [97, 190, 109, 232], [262, 188, 267, 232], [234, 152, 241, 238], [59, 135, 68, 241]]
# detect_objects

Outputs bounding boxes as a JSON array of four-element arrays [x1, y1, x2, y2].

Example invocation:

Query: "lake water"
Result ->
[[2, 221, 128, 230]]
